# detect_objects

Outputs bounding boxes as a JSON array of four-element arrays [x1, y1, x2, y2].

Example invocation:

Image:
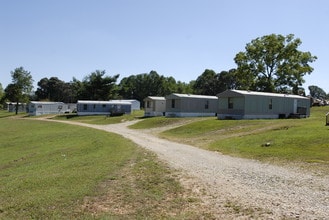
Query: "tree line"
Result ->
[[1, 33, 328, 112]]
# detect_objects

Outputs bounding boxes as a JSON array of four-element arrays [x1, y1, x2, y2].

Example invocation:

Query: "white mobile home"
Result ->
[[28, 101, 73, 116], [77, 100, 131, 116], [217, 90, 310, 119], [165, 93, 218, 117], [6, 102, 27, 113], [111, 99, 140, 111], [143, 96, 166, 117]]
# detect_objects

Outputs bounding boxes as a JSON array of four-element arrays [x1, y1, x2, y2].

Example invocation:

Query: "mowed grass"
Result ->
[[135, 107, 329, 167], [53, 110, 144, 125], [0, 116, 209, 219]]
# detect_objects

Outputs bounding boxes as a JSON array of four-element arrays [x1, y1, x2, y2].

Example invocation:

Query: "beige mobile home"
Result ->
[[217, 90, 310, 119], [143, 96, 166, 117], [165, 93, 218, 117]]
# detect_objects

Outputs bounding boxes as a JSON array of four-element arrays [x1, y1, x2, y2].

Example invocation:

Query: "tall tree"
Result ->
[[193, 69, 219, 95], [7, 67, 33, 114], [35, 77, 76, 102], [80, 70, 119, 100], [234, 34, 317, 94], [217, 69, 240, 92], [0, 83, 5, 109], [118, 71, 189, 107]]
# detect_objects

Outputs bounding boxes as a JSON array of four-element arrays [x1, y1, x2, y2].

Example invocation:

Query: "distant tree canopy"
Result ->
[[0, 83, 3, 102], [4, 67, 33, 114], [35, 77, 74, 102], [2, 34, 323, 108], [118, 70, 193, 106], [234, 34, 317, 94], [79, 70, 119, 100], [193, 69, 239, 95], [308, 85, 328, 99]]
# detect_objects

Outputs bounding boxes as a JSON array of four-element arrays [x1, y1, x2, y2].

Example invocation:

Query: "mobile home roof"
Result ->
[[167, 93, 218, 99], [77, 100, 131, 105], [218, 90, 309, 100]]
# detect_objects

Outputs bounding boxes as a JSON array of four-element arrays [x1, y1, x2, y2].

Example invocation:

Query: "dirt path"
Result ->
[[47, 119, 329, 219]]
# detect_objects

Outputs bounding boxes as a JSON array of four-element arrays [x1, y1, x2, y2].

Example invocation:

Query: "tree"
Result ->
[[80, 70, 119, 100], [0, 83, 4, 109], [7, 67, 33, 114], [217, 69, 240, 91], [308, 85, 327, 99], [234, 34, 317, 94], [35, 77, 76, 102], [193, 69, 219, 95]]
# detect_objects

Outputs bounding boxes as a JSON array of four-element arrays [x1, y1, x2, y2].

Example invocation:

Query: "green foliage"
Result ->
[[4, 67, 33, 114], [234, 34, 317, 94], [80, 70, 119, 100], [193, 69, 239, 95], [35, 77, 76, 102], [309, 85, 327, 99], [118, 71, 193, 106]]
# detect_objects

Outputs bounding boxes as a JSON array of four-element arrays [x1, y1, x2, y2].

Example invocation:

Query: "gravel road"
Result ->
[[52, 119, 329, 219]]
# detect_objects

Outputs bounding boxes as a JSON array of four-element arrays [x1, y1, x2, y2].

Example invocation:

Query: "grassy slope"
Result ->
[[0, 116, 209, 219], [134, 107, 329, 167]]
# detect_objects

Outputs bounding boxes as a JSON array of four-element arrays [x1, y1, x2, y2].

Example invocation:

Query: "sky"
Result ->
[[1, 0, 328, 94]]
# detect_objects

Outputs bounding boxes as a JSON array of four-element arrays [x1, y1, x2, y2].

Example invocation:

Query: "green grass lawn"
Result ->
[[0, 116, 209, 219], [54, 110, 144, 124], [134, 107, 329, 168]]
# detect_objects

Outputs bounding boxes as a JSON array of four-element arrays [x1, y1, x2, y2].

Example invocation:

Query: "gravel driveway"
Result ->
[[53, 119, 329, 219]]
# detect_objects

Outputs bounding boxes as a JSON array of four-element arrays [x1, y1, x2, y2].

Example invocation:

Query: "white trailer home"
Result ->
[[217, 90, 310, 119], [28, 101, 74, 116], [143, 96, 166, 117], [6, 102, 27, 113], [77, 100, 132, 116], [111, 99, 140, 111]]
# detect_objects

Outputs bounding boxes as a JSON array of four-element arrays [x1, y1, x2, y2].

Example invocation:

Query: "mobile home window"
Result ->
[[269, 99, 273, 110], [102, 104, 106, 108], [147, 101, 150, 108], [228, 98, 233, 109], [205, 100, 209, 109], [171, 99, 175, 108], [83, 104, 87, 110], [93, 104, 96, 109]]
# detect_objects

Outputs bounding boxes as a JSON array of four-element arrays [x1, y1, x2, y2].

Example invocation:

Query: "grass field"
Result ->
[[53, 110, 144, 124], [0, 114, 209, 219], [133, 107, 329, 169]]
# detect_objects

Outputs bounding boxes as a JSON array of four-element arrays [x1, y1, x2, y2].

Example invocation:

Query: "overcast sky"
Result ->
[[1, 0, 328, 93]]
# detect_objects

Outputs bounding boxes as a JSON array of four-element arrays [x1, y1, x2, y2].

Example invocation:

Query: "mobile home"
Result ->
[[217, 90, 310, 119], [6, 102, 27, 113], [143, 96, 166, 117], [112, 99, 140, 111], [28, 101, 72, 116], [77, 100, 131, 116], [165, 93, 218, 117]]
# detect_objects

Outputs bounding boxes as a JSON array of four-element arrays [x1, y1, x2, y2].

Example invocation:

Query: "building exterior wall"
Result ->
[[165, 94, 218, 117], [217, 90, 310, 119], [28, 102, 70, 116], [144, 97, 166, 117], [114, 100, 140, 111], [7, 102, 27, 113], [77, 101, 131, 116]]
